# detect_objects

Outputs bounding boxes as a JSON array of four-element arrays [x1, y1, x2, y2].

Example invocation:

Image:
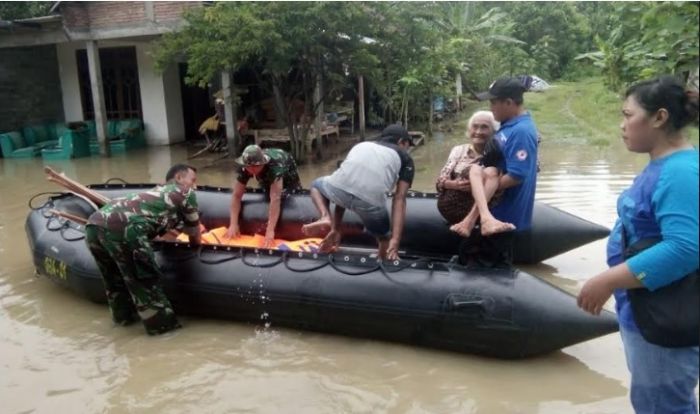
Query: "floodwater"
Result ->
[[0, 130, 692, 414]]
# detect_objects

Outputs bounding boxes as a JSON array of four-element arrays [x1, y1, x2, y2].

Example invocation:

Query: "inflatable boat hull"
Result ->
[[25, 191, 618, 358], [86, 184, 610, 264]]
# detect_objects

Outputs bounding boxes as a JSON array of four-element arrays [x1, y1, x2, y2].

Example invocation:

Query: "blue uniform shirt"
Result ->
[[608, 149, 699, 331], [490, 113, 539, 230]]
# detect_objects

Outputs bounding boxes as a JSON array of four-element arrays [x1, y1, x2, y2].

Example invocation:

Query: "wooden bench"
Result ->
[[252, 124, 340, 146], [252, 128, 289, 145]]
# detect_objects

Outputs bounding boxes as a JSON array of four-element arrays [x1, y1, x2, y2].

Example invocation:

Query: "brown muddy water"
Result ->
[[0, 130, 692, 413]]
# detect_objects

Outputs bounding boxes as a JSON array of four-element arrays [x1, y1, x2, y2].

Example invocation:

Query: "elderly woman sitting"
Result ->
[[435, 110, 515, 237]]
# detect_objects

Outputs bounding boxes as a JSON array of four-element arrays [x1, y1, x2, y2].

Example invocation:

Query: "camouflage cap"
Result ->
[[235, 145, 270, 166]]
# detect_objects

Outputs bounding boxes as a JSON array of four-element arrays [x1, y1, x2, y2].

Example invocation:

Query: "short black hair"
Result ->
[[626, 75, 699, 132], [491, 95, 523, 106], [165, 164, 196, 181]]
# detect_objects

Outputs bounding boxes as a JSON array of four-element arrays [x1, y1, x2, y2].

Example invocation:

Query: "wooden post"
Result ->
[[428, 89, 433, 134], [313, 74, 323, 160], [455, 72, 463, 112], [86, 40, 109, 156], [221, 70, 239, 158], [358, 75, 366, 141]]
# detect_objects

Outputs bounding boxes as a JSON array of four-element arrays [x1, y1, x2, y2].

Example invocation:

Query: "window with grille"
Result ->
[[76, 46, 143, 121]]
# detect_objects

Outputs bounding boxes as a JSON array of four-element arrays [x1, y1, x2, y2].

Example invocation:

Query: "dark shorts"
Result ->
[[458, 230, 515, 269], [311, 177, 391, 238]]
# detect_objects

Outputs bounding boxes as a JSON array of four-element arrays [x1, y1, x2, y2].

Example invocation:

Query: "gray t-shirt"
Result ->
[[326, 141, 414, 206]]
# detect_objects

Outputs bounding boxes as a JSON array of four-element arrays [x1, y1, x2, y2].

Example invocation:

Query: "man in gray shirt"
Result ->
[[302, 124, 415, 260]]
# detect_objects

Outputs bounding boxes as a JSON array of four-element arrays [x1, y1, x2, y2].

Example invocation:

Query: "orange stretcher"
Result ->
[[176, 226, 322, 253]]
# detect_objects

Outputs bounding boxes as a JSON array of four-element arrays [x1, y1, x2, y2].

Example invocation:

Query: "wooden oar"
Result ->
[[49, 209, 89, 225], [44, 166, 110, 206]]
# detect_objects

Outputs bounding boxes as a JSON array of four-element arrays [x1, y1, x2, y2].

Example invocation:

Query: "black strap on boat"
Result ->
[[241, 250, 284, 268], [103, 177, 130, 185], [198, 246, 242, 265], [283, 252, 330, 272], [328, 254, 380, 276], [28, 192, 63, 211], [59, 222, 86, 242], [378, 258, 437, 285], [379, 257, 432, 274], [46, 215, 64, 231]]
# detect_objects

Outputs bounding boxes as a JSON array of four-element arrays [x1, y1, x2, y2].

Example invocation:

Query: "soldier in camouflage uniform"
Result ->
[[225, 145, 302, 246], [85, 164, 201, 335]]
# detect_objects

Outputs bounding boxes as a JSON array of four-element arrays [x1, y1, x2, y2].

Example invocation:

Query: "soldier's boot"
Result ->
[[141, 309, 182, 335], [107, 291, 141, 326]]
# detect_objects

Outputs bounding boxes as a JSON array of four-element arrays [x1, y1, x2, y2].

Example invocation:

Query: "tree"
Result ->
[[155, 2, 380, 161], [501, 2, 590, 79], [0, 2, 52, 20], [576, 2, 699, 92]]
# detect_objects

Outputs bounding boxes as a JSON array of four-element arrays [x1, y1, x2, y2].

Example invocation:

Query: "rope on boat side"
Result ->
[[283, 252, 330, 272], [241, 250, 284, 268], [198, 246, 242, 265], [28, 192, 63, 211], [328, 254, 380, 276]]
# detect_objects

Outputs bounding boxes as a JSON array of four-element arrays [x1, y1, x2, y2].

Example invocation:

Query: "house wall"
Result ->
[[0, 45, 64, 134], [56, 40, 185, 146], [62, 1, 197, 32]]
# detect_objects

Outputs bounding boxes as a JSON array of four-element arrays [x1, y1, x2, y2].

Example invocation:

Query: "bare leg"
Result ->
[[319, 204, 345, 253], [450, 203, 480, 238], [472, 166, 515, 235], [377, 237, 389, 260], [450, 166, 514, 237], [302, 187, 332, 236]]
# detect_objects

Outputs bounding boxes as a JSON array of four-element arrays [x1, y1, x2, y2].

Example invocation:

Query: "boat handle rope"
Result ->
[[379, 257, 432, 274], [328, 254, 380, 276], [241, 250, 285, 268], [378, 259, 438, 285], [59, 222, 86, 242], [282, 252, 330, 272], [103, 177, 130, 185], [45, 215, 65, 231], [42, 212, 87, 242], [198, 246, 242, 265], [28, 192, 64, 211]]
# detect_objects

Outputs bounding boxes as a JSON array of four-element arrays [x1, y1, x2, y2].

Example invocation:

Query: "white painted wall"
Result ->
[[56, 42, 84, 123], [136, 43, 185, 145], [55, 39, 185, 146]]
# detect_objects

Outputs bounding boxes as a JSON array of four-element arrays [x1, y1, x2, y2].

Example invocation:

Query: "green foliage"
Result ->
[[153, 0, 697, 150], [0, 2, 53, 20], [526, 77, 700, 146], [576, 2, 699, 92], [499, 2, 590, 79]]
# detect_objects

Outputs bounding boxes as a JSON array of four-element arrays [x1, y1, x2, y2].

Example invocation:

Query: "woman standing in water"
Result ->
[[578, 76, 699, 413]]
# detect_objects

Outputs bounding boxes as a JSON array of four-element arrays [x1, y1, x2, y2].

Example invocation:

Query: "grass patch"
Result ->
[[526, 77, 699, 146]]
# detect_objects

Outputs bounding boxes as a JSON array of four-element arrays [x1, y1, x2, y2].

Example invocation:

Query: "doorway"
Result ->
[[76, 46, 143, 120], [178, 63, 213, 141]]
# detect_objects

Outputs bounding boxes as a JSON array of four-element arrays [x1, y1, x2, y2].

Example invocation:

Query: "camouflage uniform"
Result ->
[[85, 183, 200, 335], [237, 148, 302, 191]]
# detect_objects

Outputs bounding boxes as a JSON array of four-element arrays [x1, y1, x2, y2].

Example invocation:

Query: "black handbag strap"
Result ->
[[620, 224, 661, 259]]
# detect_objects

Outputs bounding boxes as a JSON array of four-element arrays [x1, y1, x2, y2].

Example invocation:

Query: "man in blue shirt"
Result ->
[[462, 78, 539, 267]]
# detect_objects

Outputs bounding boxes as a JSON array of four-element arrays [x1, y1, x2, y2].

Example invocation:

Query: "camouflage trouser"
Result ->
[[85, 224, 181, 335]]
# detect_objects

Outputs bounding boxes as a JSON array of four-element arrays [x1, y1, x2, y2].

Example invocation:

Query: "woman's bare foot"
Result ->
[[480, 218, 516, 236], [449, 215, 478, 238], [318, 230, 341, 253], [302, 218, 331, 237]]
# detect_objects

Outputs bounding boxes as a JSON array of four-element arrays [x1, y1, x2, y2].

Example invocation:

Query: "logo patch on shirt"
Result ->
[[516, 149, 528, 161]]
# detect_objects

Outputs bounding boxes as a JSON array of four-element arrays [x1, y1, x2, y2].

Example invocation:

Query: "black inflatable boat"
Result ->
[[25, 185, 617, 358]]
